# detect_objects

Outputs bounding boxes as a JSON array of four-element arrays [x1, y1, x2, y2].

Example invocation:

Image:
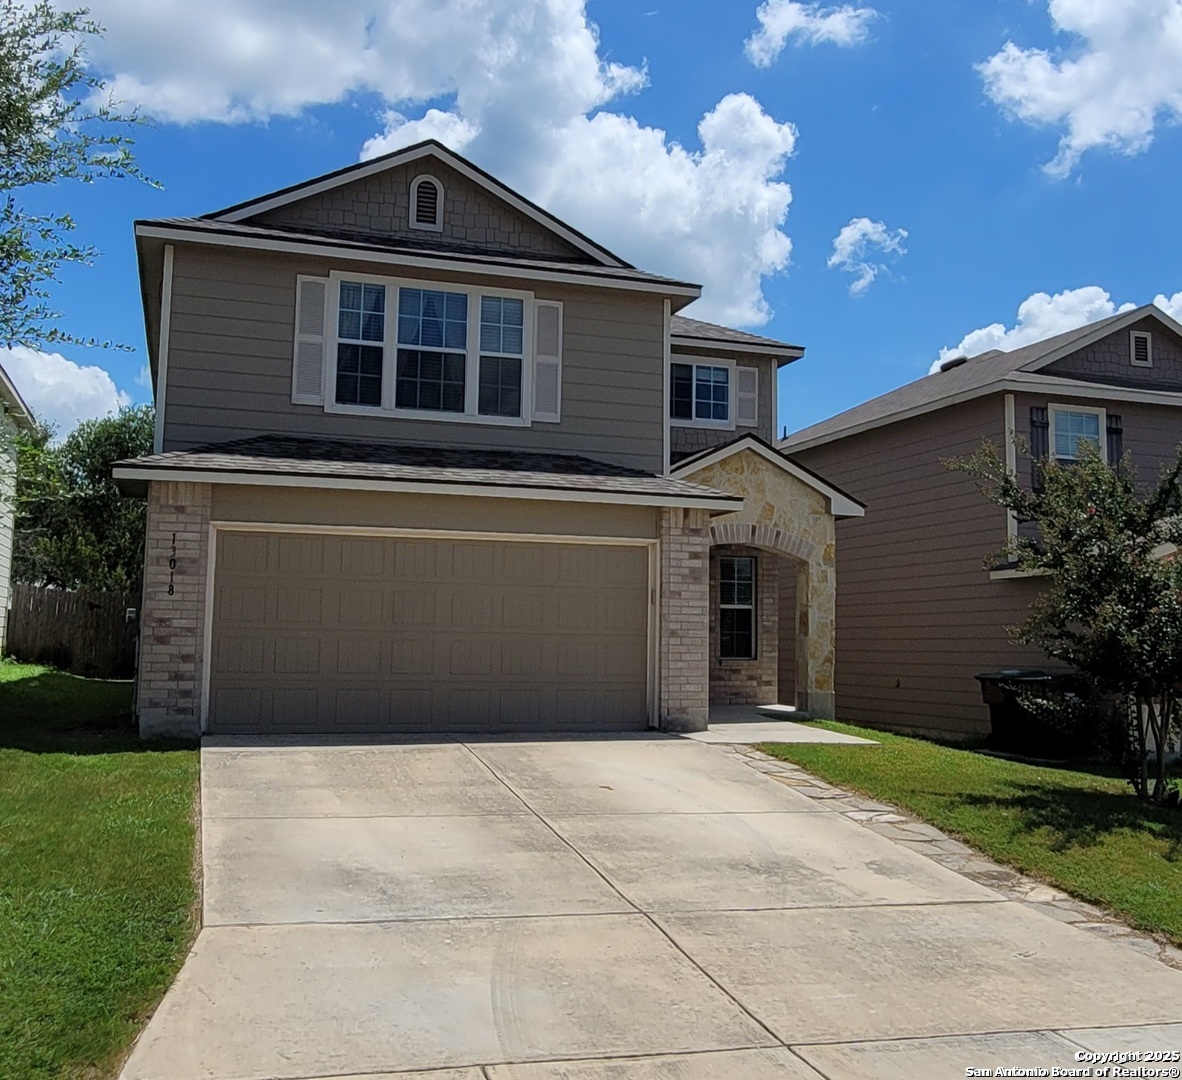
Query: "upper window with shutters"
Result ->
[[291, 271, 562, 427], [668, 359, 758, 431]]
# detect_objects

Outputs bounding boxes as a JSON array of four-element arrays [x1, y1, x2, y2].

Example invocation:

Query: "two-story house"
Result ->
[[114, 140, 863, 739], [784, 304, 1182, 740]]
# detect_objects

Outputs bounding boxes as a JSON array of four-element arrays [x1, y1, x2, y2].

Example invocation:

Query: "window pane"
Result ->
[[694, 365, 729, 422], [335, 343, 382, 407], [396, 349, 465, 412], [479, 294, 525, 357], [720, 608, 754, 659], [478, 355, 522, 417], [398, 288, 467, 352], [1053, 410, 1101, 459], [670, 363, 693, 420], [339, 281, 385, 345]]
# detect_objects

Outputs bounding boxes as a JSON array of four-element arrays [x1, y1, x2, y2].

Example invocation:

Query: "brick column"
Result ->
[[659, 507, 710, 732], [137, 481, 211, 738]]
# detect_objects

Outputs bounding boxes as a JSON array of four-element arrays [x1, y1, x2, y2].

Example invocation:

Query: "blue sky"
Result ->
[[9, 0, 1182, 438]]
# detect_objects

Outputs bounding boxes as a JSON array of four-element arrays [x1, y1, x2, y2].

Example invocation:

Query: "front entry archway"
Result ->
[[672, 436, 865, 718]]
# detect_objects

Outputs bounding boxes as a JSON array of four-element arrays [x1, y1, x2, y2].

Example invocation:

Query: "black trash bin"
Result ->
[[975, 669, 1083, 757]]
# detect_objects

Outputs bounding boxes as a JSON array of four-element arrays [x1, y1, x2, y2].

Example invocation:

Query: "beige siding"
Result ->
[[669, 354, 777, 463], [210, 485, 659, 539], [793, 395, 1046, 738], [161, 245, 666, 473], [1043, 316, 1182, 390], [251, 158, 591, 262], [0, 416, 15, 651]]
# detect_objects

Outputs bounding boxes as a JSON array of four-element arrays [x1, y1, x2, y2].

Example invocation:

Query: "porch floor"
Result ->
[[686, 705, 878, 745]]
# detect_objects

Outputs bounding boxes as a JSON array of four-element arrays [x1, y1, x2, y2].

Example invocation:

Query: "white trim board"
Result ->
[[135, 224, 699, 299], [671, 436, 865, 518], [199, 522, 660, 733], [152, 244, 175, 454], [210, 142, 627, 268], [114, 465, 743, 511], [671, 336, 804, 360]]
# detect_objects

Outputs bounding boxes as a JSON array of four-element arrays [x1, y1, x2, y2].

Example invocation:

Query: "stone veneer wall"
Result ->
[[137, 481, 211, 738], [709, 544, 780, 705], [684, 450, 838, 718], [659, 506, 710, 731]]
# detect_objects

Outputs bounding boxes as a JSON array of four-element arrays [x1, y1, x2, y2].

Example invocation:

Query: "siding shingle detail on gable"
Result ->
[[250, 159, 591, 263], [1042, 316, 1182, 390]]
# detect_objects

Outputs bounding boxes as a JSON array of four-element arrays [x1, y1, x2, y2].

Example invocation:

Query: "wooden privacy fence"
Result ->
[[7, 584, 138, 679]]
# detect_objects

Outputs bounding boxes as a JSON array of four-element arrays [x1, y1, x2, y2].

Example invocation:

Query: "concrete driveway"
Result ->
[[122, 734, 1182, 1080]]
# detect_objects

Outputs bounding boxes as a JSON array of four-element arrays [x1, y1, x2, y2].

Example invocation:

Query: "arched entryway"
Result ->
[[672, 436, 864, 719]]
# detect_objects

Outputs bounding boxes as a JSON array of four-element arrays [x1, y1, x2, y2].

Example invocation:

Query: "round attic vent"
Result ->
[[938, 355, 969, 372]]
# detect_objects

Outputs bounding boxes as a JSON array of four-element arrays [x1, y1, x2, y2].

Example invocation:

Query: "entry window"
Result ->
[[1051, 407, 1102, 461], [670, 362, 730, 425], [719, 556, 756, 659], [335, 281, 385, 407]]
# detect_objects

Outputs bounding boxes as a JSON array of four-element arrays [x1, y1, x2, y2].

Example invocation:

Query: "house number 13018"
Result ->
[[168, 532, 176, 596]]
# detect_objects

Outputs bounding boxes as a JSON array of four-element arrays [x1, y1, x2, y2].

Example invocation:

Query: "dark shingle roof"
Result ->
[[670, 315, 803, 354], [136, 217, 700, 292], [113, 435, 740, 504], [783, 307, 1147, 450]]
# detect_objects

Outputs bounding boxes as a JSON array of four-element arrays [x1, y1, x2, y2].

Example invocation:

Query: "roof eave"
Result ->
[[111, 464, 743, 511]]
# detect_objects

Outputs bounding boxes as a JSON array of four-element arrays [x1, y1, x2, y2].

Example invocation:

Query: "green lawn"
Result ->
[[760, 723, 1182, 945], [0, 659, 200, 1080]]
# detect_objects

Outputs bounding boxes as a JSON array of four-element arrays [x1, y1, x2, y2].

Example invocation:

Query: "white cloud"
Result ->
[[826, 217, 907, 296], [745, 0, 879, 66], [1, 346, 131, 433], [979, 0, 1182, 177], [928, 285, 1144, 373], [82, 0, 798, 325], [1153, 290, 1182, 322]]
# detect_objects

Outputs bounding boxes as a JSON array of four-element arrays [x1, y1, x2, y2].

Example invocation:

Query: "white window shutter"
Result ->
[[532, 300, 563, 423], [736, 366, 759, 427], [292, 276, 329, 405]]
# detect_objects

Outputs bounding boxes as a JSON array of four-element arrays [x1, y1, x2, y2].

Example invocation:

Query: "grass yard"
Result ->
[[0, 659, 200, 1080], [760, 722, 1182, 945]]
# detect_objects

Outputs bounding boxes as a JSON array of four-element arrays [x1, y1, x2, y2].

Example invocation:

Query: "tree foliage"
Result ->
[[951, 439, 1182, 802], [1, 1, 153, 349], [12, 404, 153, 590]]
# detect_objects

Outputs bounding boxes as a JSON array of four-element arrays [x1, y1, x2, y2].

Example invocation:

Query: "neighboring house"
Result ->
[[784, 305, 1182, 740], [113, 140, 862, 738], [0, 363, 34, 654]]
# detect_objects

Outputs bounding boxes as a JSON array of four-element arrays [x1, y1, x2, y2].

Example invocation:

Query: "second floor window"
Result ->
[[336, 282, 385, 407], [671, 362, 730, 426], [1051, 407, 1102, 461], [333, 278, 528, 422]]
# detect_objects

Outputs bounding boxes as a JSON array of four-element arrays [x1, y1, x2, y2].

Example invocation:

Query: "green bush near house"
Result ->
[[760, 721, 1182, 946], [0, 659, 200, 1079]]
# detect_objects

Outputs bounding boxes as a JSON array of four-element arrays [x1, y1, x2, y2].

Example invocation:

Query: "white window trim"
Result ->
[[1130, 330, 1153, 368], [1049, 402, 1106, 462], [669, 356, 737, 432], [324, 270, 535, 428], [409, 174, 444, 232], [718, 555, 757, 660]]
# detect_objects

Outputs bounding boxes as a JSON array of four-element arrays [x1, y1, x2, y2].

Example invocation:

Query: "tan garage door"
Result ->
[[206, 530, 651, 734]]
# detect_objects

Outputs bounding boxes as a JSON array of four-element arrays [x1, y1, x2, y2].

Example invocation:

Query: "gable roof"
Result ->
[[671, 433, 866, 518], [203, 139, 629, 269], [784, 304, 1182, 452], [670, 315, 805, 362], [0, 361, 33, 430]]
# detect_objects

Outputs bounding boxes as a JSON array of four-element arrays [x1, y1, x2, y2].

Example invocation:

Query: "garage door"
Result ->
[[206, 530, 651, 734]]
